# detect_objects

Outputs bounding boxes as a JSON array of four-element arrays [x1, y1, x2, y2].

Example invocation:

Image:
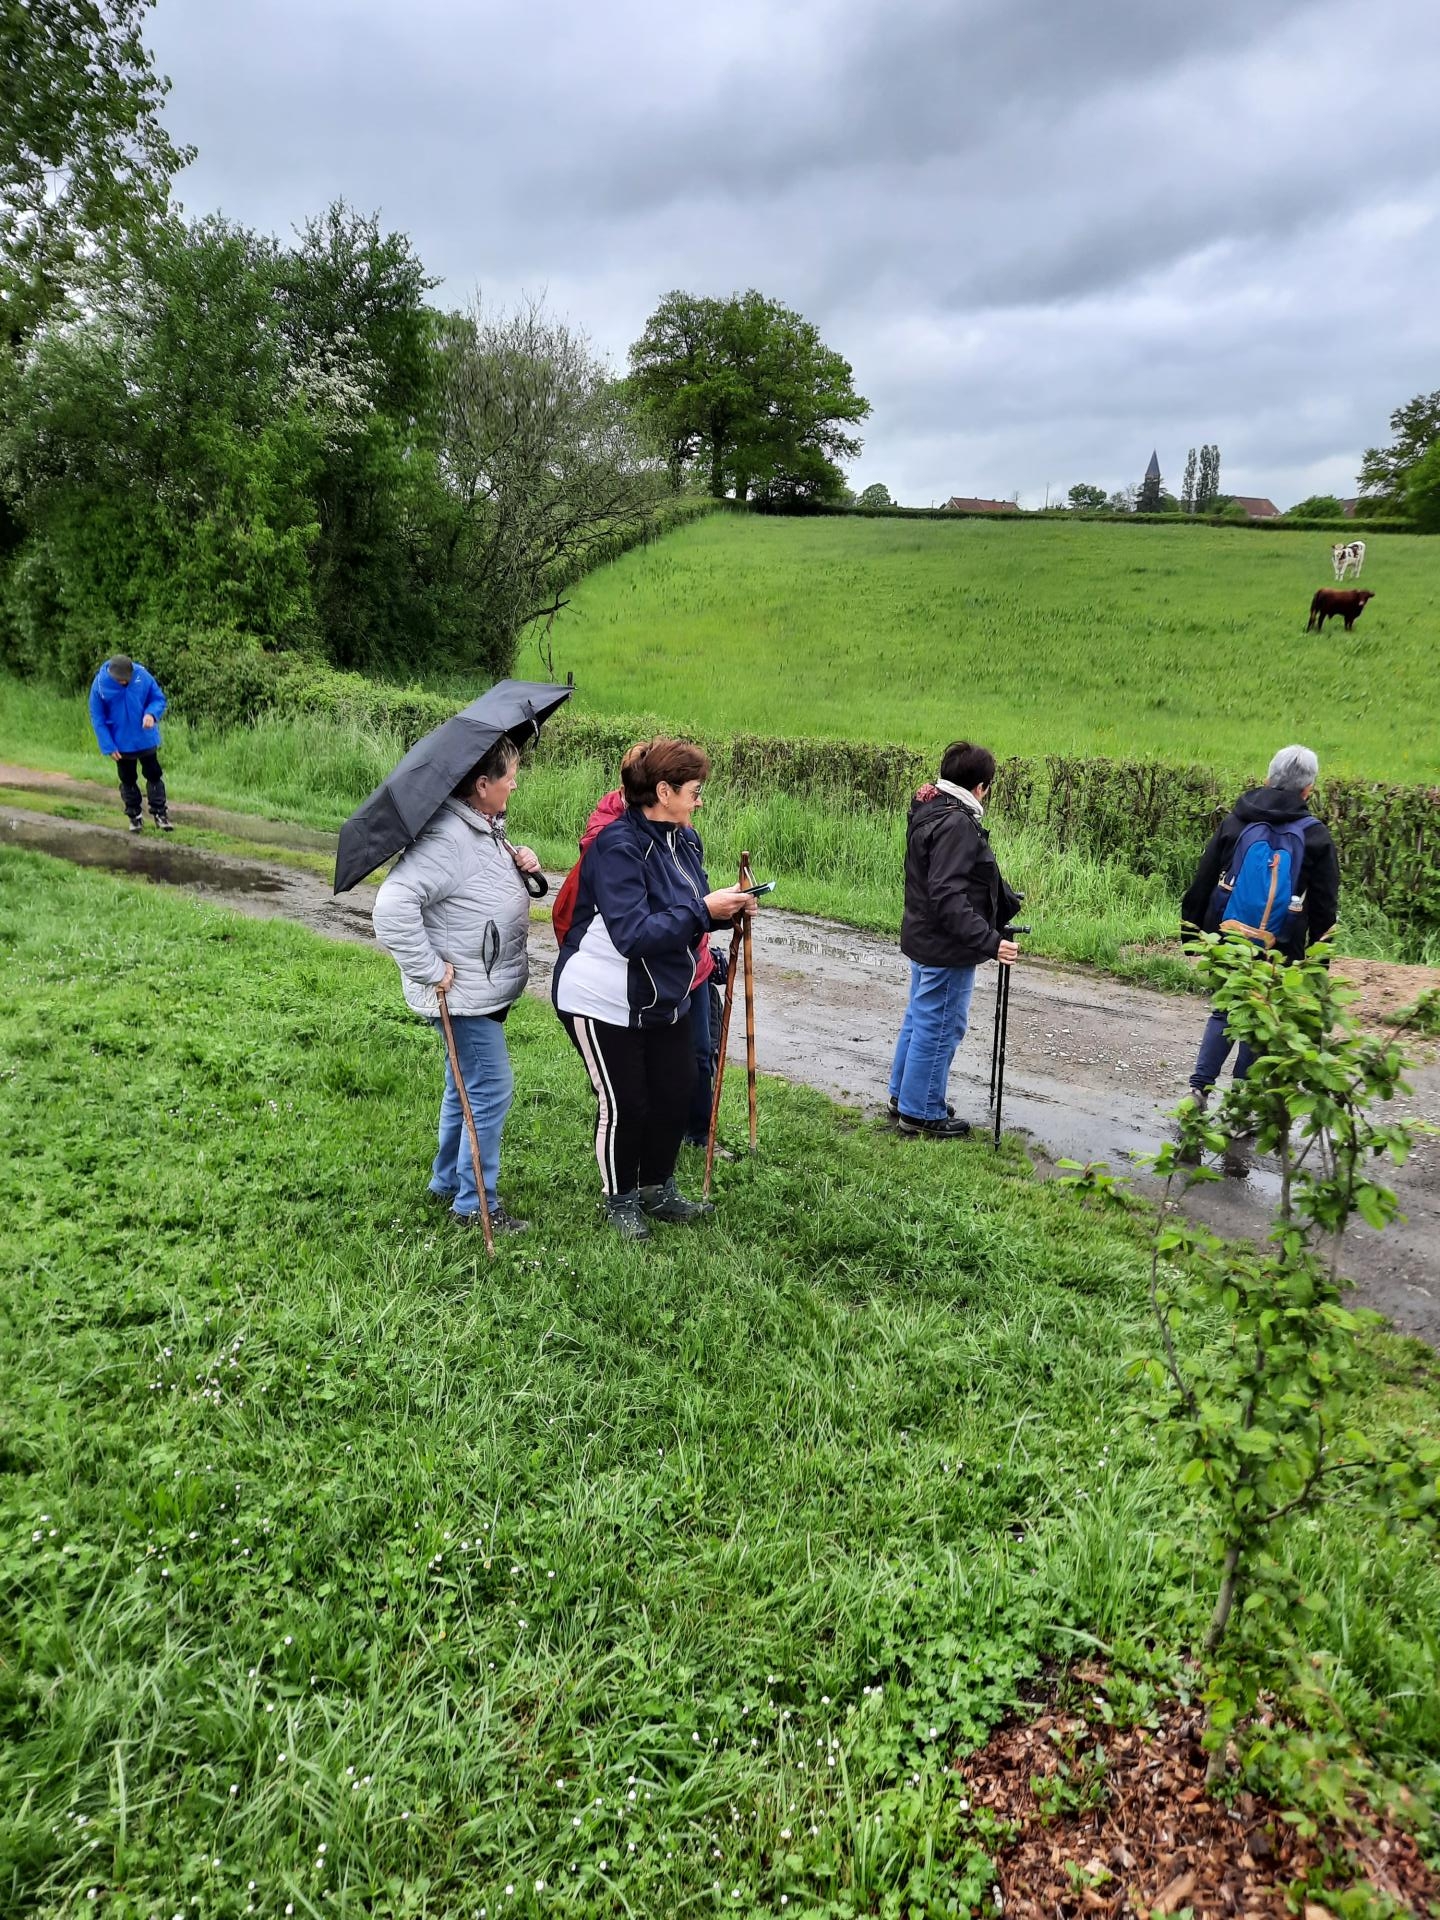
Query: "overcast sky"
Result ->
[[146, 0, 1438, 508]]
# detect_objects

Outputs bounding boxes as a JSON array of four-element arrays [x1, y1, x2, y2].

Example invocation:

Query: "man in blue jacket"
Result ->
[[88, 655, 174, 833]]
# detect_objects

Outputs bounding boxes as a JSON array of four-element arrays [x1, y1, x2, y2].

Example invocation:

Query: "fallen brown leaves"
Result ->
[[959, 1684, 1439, 1917]]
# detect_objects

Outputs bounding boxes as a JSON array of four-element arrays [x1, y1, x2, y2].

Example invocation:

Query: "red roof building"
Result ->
[[1230, 495, 1280, 518], [944, 496, 1021, 513]]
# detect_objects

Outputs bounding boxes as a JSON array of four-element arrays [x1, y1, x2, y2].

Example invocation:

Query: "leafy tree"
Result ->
[[627, 290, 869, 504], [0, 215, 325, 676], [1404, 437, 1440, 532], [1284, 494, 1345, 520], [1106, 485, 1136, 513], [434, 298, 666, 676], [1066, 483, 1106, 511], [1359, 388, 1440, 510], [1194, 443, 1222, 512], [857, 482, 891, 508], [1070, 939, 1438, 1789], [1181, 448, 1197, 512], [0, 0, 191, 347], [272, 203, 444, 671]]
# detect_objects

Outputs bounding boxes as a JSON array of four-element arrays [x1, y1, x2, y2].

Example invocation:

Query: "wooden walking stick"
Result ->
[[703, 928, 741, 1199], [436, 987, 495, 1257], [703, 852, 761, 1194], [738, 851, 758, 1152]]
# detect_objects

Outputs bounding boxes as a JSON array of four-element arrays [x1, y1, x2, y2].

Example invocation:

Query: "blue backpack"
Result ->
[[1210, 817, 1316, 951]]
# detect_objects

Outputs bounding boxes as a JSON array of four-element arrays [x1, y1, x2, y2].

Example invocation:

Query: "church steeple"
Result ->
[[1145, 449, 1161, 482]]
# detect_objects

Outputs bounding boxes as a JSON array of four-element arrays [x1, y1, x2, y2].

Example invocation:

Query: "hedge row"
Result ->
[[774, 502, 1420, 536], [993, 754, 1439, 943], [62, 634, 1440, 944]]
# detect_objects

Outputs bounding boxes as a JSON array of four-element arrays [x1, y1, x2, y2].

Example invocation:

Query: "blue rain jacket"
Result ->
[[88, 663, 168, 756]]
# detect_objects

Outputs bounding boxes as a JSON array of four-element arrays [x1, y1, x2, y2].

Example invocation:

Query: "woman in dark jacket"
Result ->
[[888, 740, 1021, 1138], [553, 738, 758, 1240]]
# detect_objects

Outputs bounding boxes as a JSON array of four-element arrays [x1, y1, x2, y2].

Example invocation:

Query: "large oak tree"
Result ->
[[627, 289, 869, 504]]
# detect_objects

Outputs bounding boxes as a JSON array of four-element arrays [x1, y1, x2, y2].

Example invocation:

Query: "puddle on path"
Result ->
[[3, 815, 286, 894]]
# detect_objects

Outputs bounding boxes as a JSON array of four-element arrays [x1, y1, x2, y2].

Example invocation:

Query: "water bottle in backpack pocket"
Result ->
[[1209, 818, 1315, 951]]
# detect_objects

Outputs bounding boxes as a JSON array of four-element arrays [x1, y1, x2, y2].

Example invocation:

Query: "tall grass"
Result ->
[[2, 850, 1438, 1916]]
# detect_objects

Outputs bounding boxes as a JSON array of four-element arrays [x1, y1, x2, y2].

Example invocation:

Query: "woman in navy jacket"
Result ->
[[553, 738, 757, 1241]]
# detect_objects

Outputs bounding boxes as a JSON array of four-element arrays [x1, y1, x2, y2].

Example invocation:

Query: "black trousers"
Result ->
[[115, 751, 167, 820], [561, 1013, 697, 1198]]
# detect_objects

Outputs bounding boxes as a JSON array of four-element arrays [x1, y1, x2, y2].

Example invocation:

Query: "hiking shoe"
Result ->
[[605, 1190, 653, 1241], [638, 1177, 715, 1223], [887, 1095, 955, 1124], [154, 811, 175, 832], [127, 816, 143, 834], [450, 1203, 529, 1235], [896, 1112, 973, 1140]]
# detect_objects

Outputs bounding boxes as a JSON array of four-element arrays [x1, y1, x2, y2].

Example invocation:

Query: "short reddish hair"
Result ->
[[620, 737, 711, 808]]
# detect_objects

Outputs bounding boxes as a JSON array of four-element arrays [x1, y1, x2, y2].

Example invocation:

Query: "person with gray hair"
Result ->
[[1179, 743, 1341, 1101]]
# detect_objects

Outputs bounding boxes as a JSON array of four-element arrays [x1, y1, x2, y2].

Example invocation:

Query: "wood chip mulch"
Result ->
[[959, 1683, 1440, 1917]]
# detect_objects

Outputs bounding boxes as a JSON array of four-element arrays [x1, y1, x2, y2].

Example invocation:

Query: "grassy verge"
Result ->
[[2, 852, 1438, 1916]]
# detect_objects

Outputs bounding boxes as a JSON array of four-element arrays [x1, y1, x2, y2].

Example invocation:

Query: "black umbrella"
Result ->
[[333, 678, 574, 893]]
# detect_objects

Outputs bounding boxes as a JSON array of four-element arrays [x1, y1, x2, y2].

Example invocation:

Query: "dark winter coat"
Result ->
[[1180, 786, 1340, 955], [900, 791, 1020, 970]]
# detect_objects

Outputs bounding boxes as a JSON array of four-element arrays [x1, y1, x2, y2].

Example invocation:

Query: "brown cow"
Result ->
[[1307, 587, 1374, 632]]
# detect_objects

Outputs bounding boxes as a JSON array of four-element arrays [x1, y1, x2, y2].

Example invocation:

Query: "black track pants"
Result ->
[[115, 750, 167, 820], [560, 1013, 697, 1197]]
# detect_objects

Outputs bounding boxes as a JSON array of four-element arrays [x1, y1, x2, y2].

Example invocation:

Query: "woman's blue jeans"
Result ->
[[1189, 1008, 1255, 1094], [888, 962, 978, 1121], [429, 1014, 514, 1215]]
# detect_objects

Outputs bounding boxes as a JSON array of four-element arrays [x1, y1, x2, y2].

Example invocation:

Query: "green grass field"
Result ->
[[3, 852, 1440, 1915], [523, 516, 1439, 781]]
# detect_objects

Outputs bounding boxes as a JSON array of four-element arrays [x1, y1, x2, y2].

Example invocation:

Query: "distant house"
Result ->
[[1340, 498, 1360, 518], [1230, 495, 1281, 519], [944, 496, 1021, 514]]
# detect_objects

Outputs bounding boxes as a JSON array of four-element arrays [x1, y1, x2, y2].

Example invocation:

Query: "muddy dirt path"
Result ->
[[6, 799, 1438, 1347]]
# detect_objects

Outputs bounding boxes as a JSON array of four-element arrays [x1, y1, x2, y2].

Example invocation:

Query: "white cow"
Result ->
[[1332, 539, 1366, 581]]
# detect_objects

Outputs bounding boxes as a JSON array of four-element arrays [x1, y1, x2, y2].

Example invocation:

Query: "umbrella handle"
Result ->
[[522, 870, 549, 899]]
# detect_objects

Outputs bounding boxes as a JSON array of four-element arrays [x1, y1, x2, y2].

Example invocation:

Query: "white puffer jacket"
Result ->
[[373, 801, 531, 1017]]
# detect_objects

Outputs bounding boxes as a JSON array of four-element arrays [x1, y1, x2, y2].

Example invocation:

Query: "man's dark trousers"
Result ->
[[116, 751, 167, 821]]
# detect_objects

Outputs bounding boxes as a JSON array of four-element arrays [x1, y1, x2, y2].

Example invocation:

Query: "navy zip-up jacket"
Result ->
[[552, 808, 720, 1028]]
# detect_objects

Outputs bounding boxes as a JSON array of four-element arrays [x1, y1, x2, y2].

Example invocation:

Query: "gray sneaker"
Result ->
[[605, 1190, 653, 1241], [638, 1177, 715, 1223], [127, 816, 143, 834], [450, 1202, 529, 1235]]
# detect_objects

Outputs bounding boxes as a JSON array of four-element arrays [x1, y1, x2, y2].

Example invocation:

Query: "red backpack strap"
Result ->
[[550, 855, 585, 946]]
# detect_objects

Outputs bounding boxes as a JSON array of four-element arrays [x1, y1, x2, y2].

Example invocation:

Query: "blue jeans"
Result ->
[[888, 963, 978, 1121], [429, 1014, 514, 1215], [1190, 1008, 1255, 1094]]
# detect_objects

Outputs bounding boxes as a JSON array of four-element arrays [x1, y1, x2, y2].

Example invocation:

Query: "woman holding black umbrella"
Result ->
[[373, 735, 542, 1232]]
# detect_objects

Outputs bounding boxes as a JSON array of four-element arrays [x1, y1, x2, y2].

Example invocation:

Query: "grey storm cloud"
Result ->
[[146, 0, 1439, 506]]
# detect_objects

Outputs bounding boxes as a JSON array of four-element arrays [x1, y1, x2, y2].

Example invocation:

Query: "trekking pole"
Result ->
[[988, 965, 1004, 1109], [703, 914, 745, 1199], [436, 987, 495, 1258], [990, 924, 1030, 1152], [992, 964, 1011, 1152], [739, 850, 758, 1153]]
